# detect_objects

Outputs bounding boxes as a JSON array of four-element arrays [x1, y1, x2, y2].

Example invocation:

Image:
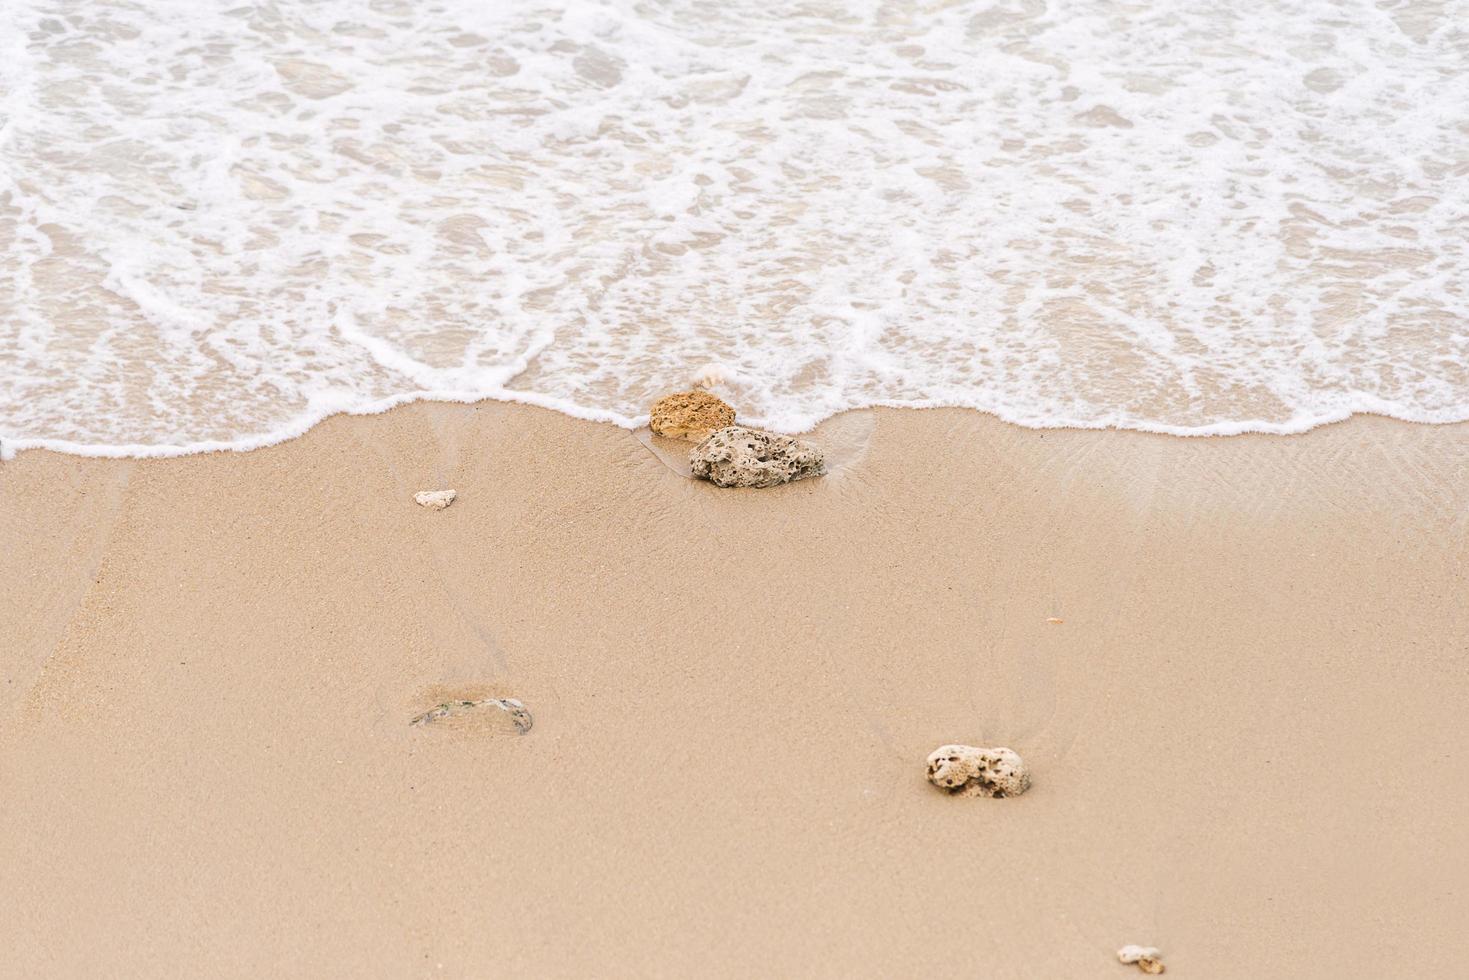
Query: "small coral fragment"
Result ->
[[925, 744, 1030, 798]]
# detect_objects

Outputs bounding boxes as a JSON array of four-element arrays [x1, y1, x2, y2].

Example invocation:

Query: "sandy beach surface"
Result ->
[[3, 404, 1466, 978]]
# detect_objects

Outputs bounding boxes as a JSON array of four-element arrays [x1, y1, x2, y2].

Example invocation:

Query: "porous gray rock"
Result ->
[[689, 426, 825, 488], [926, 744, 1030, 798]]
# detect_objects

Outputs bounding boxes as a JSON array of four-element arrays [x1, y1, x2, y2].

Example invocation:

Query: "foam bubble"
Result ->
[[1, 0, 1466, 457]]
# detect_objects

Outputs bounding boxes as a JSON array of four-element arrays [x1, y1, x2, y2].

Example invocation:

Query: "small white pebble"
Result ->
[[414, 489, 457, 510], [1117, 946, 1159, 964]]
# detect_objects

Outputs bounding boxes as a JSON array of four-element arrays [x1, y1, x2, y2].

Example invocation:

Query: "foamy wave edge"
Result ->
[[5, 392, 1466, 461]]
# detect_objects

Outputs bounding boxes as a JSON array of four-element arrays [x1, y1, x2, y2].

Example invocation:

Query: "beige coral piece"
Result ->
[[925, 744, 1031, 798], [648, 390, 736, 441]]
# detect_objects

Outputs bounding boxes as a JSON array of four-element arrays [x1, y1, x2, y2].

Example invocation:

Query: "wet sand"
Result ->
[[3, 404, 1467, 977]]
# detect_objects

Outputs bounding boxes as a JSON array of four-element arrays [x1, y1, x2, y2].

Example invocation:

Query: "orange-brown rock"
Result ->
[[648, 390, 736, 441]]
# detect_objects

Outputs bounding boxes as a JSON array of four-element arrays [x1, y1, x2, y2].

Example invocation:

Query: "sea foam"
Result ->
[[2, 0, 1467, 458]]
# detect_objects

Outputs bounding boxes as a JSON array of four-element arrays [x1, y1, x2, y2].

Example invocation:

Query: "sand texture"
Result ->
[[3, 404, 1467, 977]]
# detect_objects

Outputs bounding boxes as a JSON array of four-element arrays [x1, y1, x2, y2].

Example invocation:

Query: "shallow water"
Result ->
[[2, 0, 1466, 457]]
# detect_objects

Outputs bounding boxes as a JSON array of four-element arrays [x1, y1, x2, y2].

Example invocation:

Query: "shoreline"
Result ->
[[4, 402, 1467, 976], [9, 390, 1469, 461]]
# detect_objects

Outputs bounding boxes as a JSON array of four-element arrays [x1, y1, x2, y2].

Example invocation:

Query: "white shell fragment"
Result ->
[[1118, 946, 1165, 974], [414, 489, 457, 510], [925, 744, 1031, 798]]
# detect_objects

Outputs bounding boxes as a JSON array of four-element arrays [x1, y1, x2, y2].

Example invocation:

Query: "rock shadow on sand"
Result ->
[[408, 685, 533, 737]]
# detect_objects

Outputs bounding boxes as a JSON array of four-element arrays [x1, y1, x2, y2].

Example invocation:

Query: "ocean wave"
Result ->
[[2, 0, 1467, 456]]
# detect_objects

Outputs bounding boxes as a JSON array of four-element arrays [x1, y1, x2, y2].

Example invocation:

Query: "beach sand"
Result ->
[[3, 404, 1467, 977]]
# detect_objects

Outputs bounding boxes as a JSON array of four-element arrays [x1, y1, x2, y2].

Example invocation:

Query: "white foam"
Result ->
[[1, 0, 1467, 458]]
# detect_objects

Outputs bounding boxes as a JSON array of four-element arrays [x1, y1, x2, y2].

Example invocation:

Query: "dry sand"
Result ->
[[2, 404, 1467, 977]]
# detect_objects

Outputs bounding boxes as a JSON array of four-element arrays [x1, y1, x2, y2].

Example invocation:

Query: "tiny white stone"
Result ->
[[414, 489, 457, 510]]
